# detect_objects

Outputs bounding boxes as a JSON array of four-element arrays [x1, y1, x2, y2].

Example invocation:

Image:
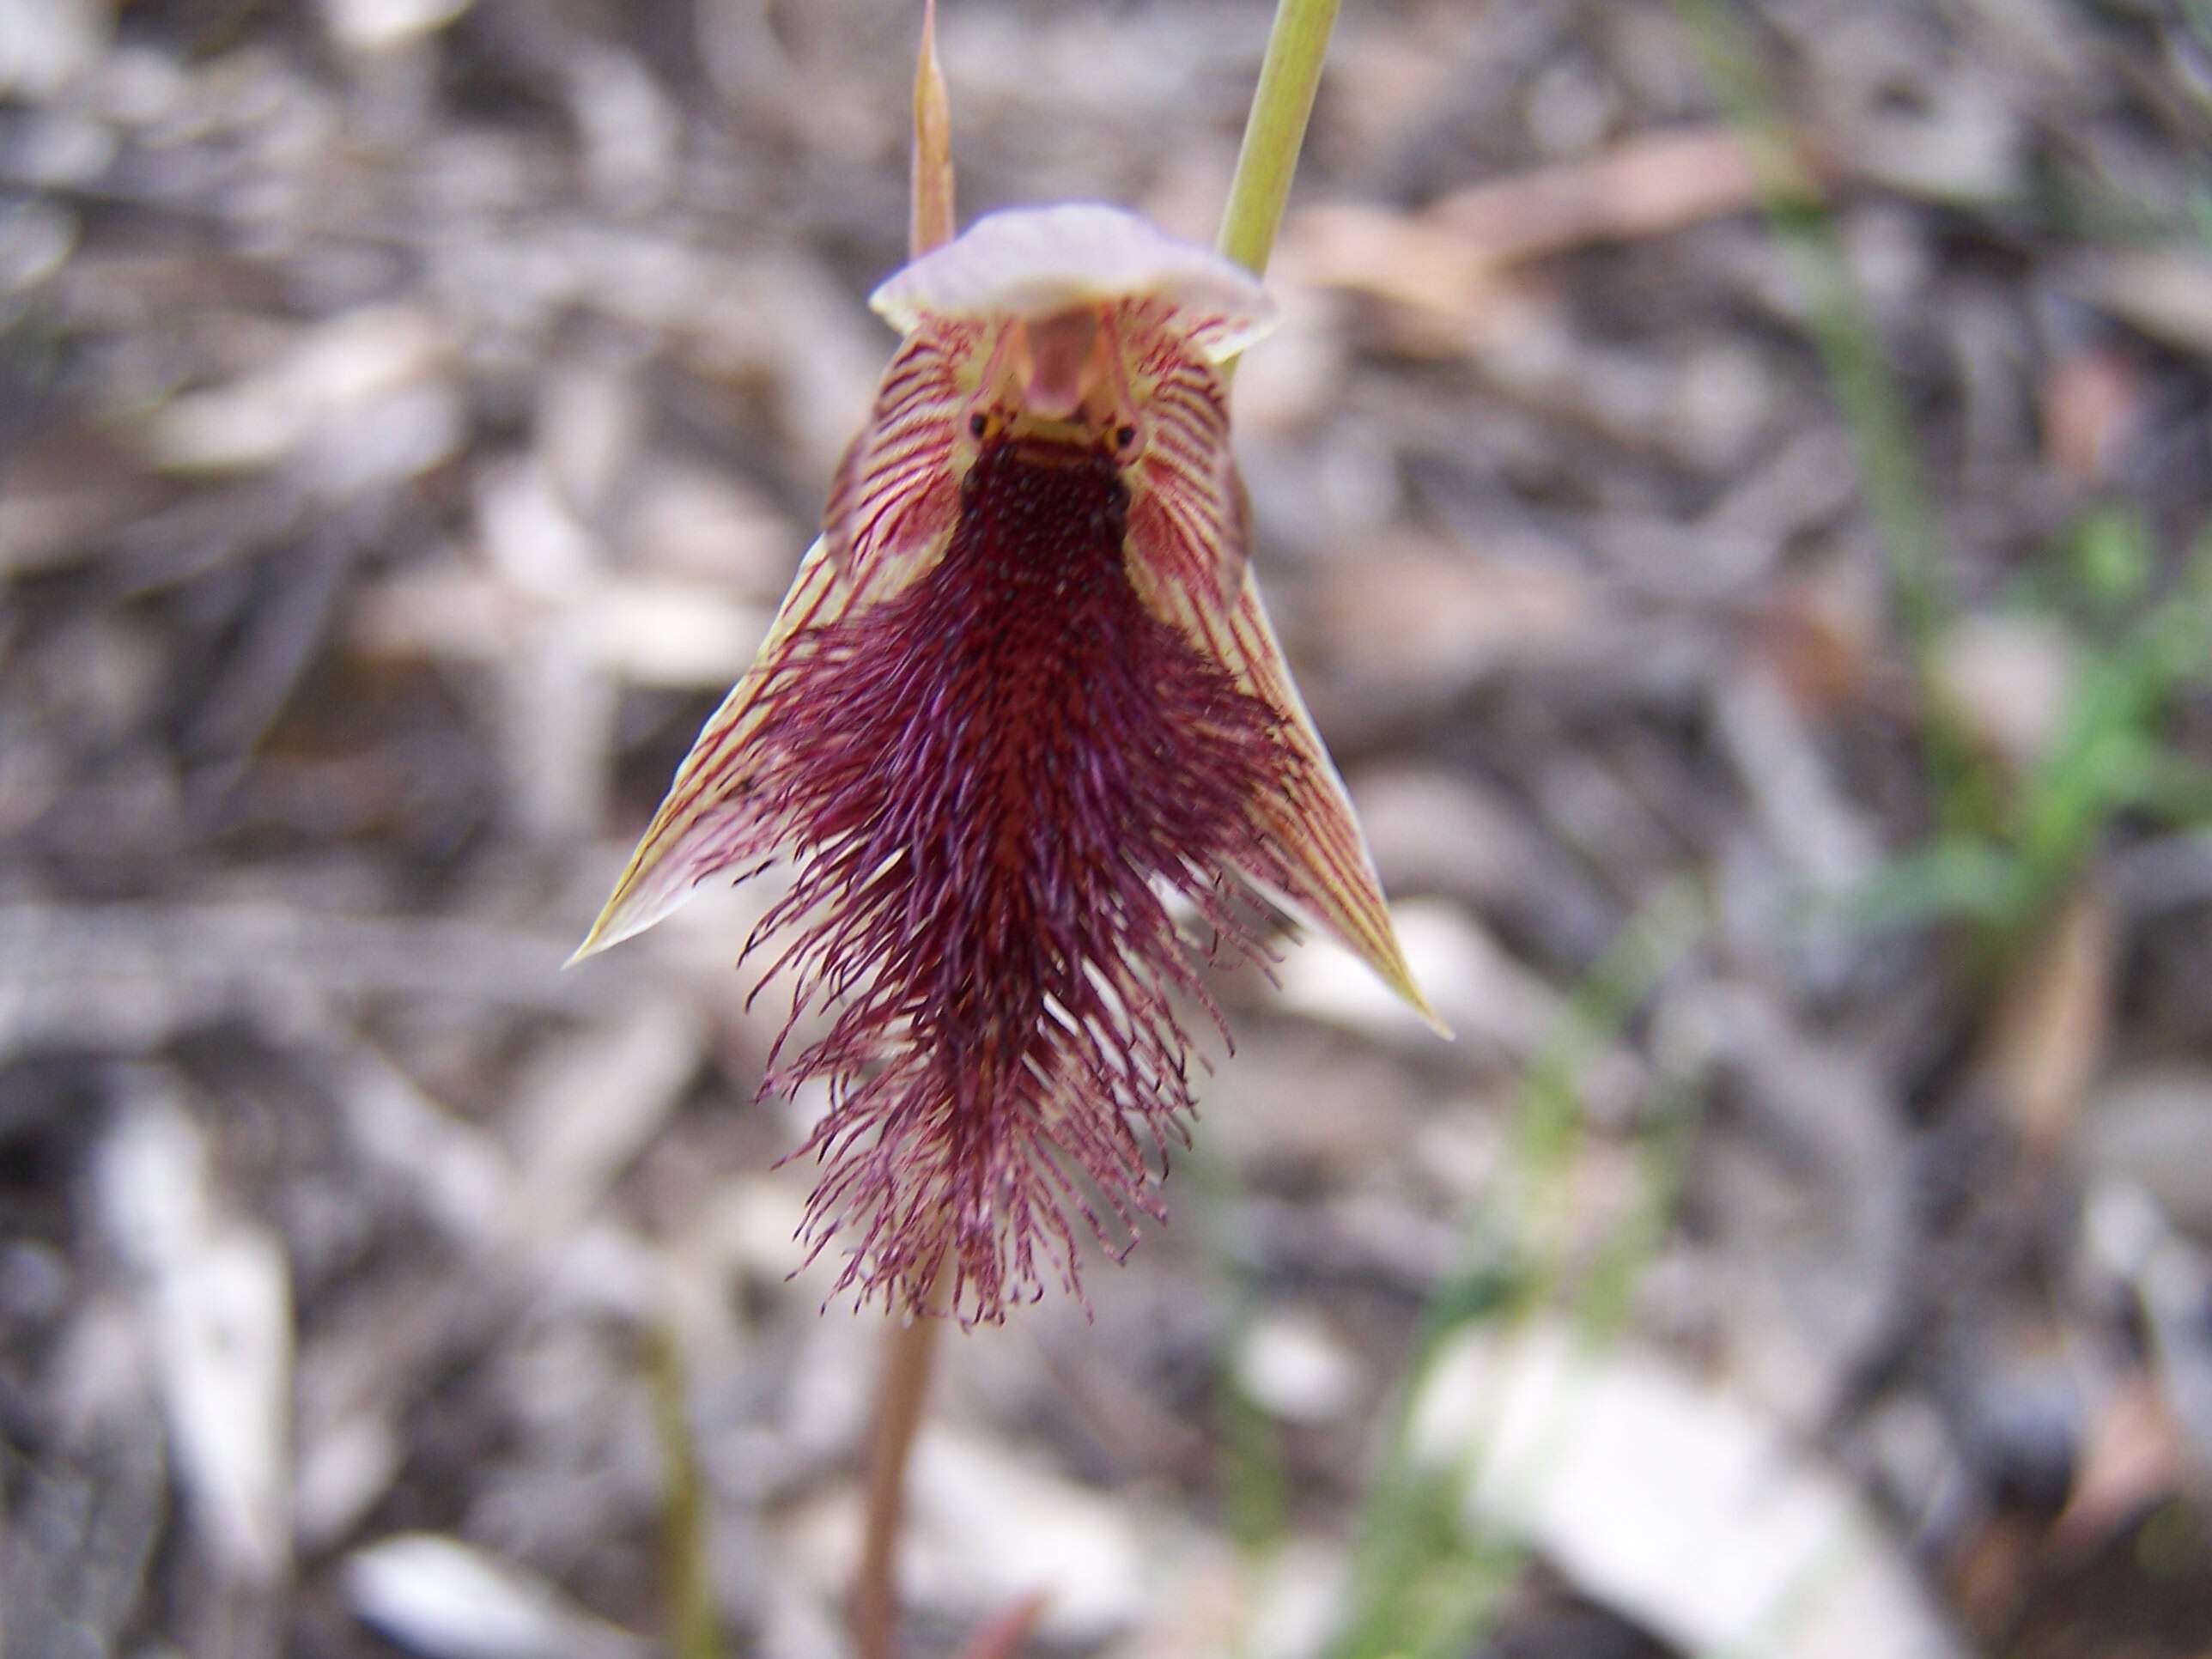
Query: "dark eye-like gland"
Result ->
[[969, 412, 989, 439], [1113, 422, 1137, 452]]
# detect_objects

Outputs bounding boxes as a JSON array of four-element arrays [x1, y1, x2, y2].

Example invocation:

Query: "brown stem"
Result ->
[[850, 1298, 946, 1659]]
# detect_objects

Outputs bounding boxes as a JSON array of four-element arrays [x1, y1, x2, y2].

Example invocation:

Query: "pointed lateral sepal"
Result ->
[[1106, 309, 1442, 1032], [570, 538, 849, 963], [1221, 562, 1449, 1036], [1142, 533, 1445, 1035]]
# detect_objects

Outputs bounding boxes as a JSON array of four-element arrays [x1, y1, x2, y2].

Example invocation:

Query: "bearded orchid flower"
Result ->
[[574, 202, 1440, 1322]]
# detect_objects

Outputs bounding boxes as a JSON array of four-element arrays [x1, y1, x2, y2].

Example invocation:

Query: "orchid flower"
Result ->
[[574, 202, 1439, 1322]]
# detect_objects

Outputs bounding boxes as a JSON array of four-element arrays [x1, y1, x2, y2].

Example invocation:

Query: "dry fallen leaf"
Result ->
[[2058, 249, 2212, 361], [344, 1533, 648, 1659], [1409, 1321, 1967, 1659]]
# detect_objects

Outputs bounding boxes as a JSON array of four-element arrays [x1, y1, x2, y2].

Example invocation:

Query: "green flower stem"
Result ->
[[1217, 0, 1340, 280]]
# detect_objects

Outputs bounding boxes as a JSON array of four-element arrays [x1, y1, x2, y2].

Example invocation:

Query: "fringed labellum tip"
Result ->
[[575, 204, 1443, 1322]]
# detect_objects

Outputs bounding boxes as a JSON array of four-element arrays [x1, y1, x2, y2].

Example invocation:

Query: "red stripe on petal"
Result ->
[[823, 315, 982, 600]]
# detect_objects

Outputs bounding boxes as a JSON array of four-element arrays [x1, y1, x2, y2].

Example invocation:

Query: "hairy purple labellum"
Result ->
[[751, 435, 1291, 1312], [575, 206, 1438, 1322]]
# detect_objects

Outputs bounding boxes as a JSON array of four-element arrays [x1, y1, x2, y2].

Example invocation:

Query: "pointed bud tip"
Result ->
[[910, 0, 955, 257]]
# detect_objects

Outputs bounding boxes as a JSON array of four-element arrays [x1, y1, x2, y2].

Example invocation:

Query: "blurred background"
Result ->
[[5, 0, 2212, 1655]]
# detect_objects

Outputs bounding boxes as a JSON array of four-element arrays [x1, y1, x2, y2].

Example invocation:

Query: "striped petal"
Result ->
[[821, 315, 978, 600], [1116, 296, 1254, 629]]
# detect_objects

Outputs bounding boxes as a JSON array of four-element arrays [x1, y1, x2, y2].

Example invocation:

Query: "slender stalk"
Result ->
[[1217, 0, 1341, 279], [851, 1300, 946, 1659]]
